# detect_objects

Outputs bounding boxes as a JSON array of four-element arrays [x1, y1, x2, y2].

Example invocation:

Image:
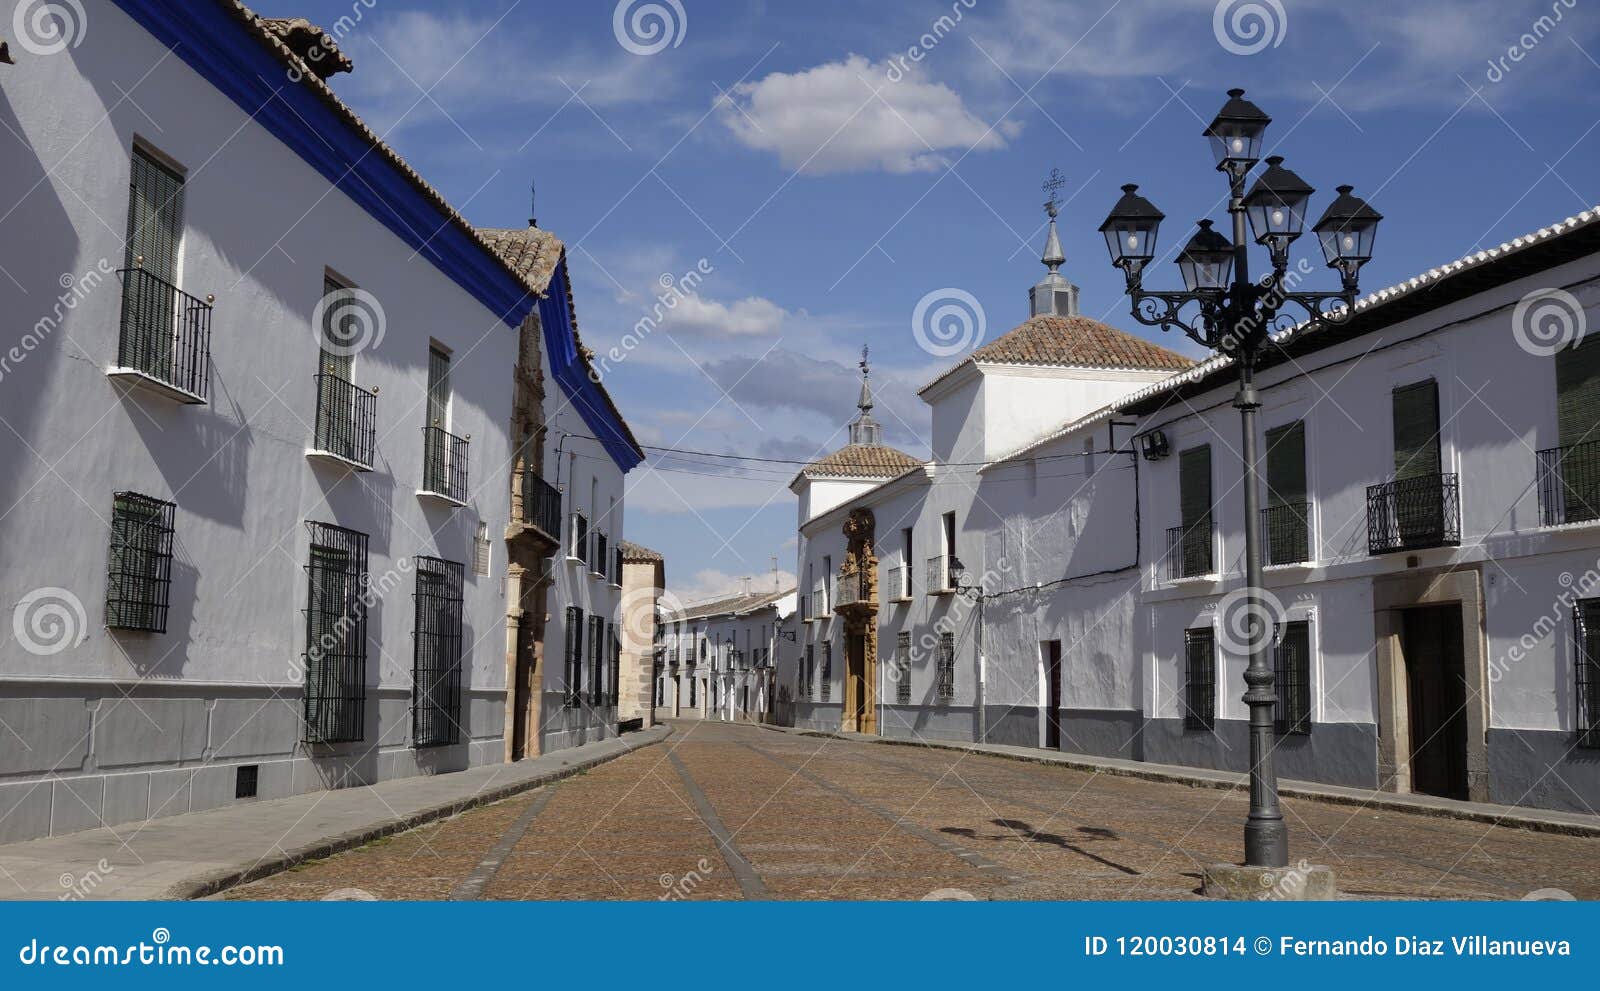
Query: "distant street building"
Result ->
[[660, 588, 795, 722], [618, 542, 666, 728], [782, 199, 1600, 815]]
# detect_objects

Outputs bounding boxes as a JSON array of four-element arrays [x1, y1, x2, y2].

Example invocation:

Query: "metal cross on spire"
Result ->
[[859, 344, 870, 375], [528, 178, 538, 227], [1042, 168, 1067, 219]]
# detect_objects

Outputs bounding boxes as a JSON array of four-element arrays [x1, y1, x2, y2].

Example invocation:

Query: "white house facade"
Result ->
[[0, 2, 642, 843], [782, 201, 1600, 816]]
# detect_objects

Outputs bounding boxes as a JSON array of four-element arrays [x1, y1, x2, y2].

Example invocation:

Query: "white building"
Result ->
[[0, 3, 641, 843], [659, 588, 794, 722], [783, 198, 1600, 815]]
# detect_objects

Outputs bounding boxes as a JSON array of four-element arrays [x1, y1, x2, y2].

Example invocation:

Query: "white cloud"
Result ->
[[661, 294, 789, 337], [716, 54, 1018, 174]]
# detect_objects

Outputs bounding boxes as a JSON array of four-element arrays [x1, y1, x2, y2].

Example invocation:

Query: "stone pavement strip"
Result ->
[[767, 726, 1600, 839], [216, 721, 1600, 901], [0, 727, 669, 901]]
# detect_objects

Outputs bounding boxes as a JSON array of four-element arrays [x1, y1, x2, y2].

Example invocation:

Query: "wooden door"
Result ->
[[1402, 605, 1468, 800]]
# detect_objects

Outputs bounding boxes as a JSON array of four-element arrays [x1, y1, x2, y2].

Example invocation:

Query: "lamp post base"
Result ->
[[1202, 863, 1338, 901]]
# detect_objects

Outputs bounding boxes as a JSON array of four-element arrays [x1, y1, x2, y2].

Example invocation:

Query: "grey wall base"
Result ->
[[539, 691, 619, 755], [1060, 708, 1144, 761], [792, 702, 841, 733], [1487, 728, 1600, 814], [0, 685, 508, 845], [1141, 717, 1379, 789]]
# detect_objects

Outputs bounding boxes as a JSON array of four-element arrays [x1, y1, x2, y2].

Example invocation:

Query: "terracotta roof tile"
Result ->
[[476, 226, 565, 295], [619, 540, 663, 562], [969, 314, 1194, 370], [801, 444, 925, 480]]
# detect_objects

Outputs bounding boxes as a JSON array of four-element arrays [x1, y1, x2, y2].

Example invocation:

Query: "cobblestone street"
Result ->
[[221, 722, 1600, 901]]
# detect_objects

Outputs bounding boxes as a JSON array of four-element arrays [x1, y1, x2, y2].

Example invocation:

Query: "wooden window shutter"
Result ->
[[1556, 339, 1600, 450], [1265, 421, 1306, 507], [1179, 445, 1212, 526], [126, 147, 183, 280], [1391, 380, 1441, 478]]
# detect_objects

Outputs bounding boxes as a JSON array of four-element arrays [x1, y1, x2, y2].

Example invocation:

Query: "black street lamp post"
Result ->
[[1100, 89, 1382, 871]]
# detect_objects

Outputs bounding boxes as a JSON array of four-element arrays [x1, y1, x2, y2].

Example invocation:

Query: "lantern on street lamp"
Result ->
[[1098, 184, 1164, 289], [1313, 184, 1384, 290], [1177, 219, 1235, 293], [1242, 156, 1315, 270], [1203, 88, 1271, 183]]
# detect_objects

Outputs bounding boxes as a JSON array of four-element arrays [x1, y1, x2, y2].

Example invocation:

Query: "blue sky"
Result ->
[[257, 0, 1599, 602]]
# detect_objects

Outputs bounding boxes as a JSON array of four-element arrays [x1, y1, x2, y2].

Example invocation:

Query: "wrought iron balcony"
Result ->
[[310, 373, 377, 470], [1537, 441, 1600, 527], [1366, 473, 1460, 554], [834, 571, 868, 610], [1261, 502, 1311, 566], [421, 425, 469, 505], [926, 555, 962, 595], [1165, 521, 1214, 580], [886, 565, 908, 600], [800, 593, 812, 623], [112, 264, 213, 403], [812, 582, 829, 616], [593, 532, 609, 577], [519, 470, 562, 543]]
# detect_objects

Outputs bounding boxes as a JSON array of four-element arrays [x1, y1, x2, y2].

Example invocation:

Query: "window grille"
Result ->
[[1273, 620, 1312, 736], [105, 492, 175, 633], [564, 606, 584, 707], [303, 522, 369, 743], [1575, 600, 1600, 749], [610, 623, 621, 706], [570, 513, 589, 564], [803, 644, 813, 699], [936, 633, 956, 703], [473, 522, 491, 577], [413, 556, 464, 747], [1184, 627, 1216, 731], [896, 631, 912, 705], [820, 641, 832, 702], [589, 615, 606, 705]]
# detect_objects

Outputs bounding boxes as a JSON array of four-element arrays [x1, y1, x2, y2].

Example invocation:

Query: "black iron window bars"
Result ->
[[936, 633, 956, 703], [896, 631, 913, 705], [1538, 440, 1600, 527], [521, 470, 562, 540], [1184, 627, 1217, 731], [1261, 503, 1311, 566], [303, 522, 369, 744], [564, 606, 584, 707], [117, 264, 213, 402], [819, 641, 832, 702], [1574, 600, 1600, 750], [105, 492, 176, 633], [413, 556, 464, 748], [1273, 620, 1313, 736]]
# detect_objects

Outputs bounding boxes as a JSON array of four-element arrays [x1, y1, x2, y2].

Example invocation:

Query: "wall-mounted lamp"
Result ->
[[1138, 429, 1171, 462]]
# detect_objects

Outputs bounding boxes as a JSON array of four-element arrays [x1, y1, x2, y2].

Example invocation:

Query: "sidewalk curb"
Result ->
[[172, 727, 671, 900], [757, 724, 1600, 839]]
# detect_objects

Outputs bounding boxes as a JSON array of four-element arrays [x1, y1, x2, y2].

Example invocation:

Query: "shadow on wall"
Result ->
[[0, 87, 80, 529]]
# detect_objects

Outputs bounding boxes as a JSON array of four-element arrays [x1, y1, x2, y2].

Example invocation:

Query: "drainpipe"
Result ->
[[976, 596, 987, 743]]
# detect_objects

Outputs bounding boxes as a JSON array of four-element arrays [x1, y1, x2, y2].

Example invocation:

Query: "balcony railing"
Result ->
[[926, 555, 961, 594], [1367, 473, 1460, 554], [311, 373, 377, 469], [421, 425, 469, 504], [812, 582, 828, 615], [886, 565, 907, 600], [834, 571, 867, 609], [593, 532, 609, 577], [1261, 502, 1311, 566], [520, 470, 561, 542], [1166, 521, 1214, 580], [1538, 441, 1600, 527], [115, 264, 213, 403]]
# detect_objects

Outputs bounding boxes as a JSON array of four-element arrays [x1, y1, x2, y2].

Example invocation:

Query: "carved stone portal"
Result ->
[[839, 508, 879, 734]]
